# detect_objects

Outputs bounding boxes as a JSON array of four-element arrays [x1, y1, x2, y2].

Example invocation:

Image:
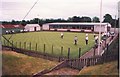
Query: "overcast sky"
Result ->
[[0, 0, 119, 21]]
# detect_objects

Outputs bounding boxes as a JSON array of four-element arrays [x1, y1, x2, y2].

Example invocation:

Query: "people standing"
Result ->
[[85, 36, 88, 45], [61, 32, 64, 39], [74, 36, 78, 45]]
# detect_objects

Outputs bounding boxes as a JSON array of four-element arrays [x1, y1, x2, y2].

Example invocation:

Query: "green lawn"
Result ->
[[2, 51, 58, 75], [2, 31, 95, 58]]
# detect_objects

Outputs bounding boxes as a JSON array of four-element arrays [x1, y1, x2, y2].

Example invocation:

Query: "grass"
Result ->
[[2, 51, 58, 75], [79, 61, 119, 75], [2, 31, 95, 58]]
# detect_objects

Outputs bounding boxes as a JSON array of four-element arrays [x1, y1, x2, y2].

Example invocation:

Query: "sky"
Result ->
[[0, 0, 119, 21]]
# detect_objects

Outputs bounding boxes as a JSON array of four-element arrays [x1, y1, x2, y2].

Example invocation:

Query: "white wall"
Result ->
[[24, 24, 41, 31], [94, 25, 106, 32], [42, 24, 49, 30], [36, 26, 41, 31]]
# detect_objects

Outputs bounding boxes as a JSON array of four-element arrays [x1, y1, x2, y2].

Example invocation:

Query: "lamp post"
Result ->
[[98, 0, 102, 55]]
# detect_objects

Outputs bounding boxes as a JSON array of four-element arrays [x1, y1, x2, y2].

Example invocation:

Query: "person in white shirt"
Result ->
[[61, 32, 64, 39], [74, 36, 78, 45], [6, 31, 8, 34], [85, 36, 88, 45]]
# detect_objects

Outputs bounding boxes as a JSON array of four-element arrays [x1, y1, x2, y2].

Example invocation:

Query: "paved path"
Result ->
[[80, 35, 116, 59]]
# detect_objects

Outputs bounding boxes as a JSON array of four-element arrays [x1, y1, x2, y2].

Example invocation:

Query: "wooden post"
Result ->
[[24, 42, 26, 49], [106, 44, 109, 52], [11, 40, 13, 50], [19, 42, 21, 48], [59, 56, 60, 62], [7, 41, 9, 46], [61, 47, 63, 56], [78, 59, 80, 69], [44, 44, 45, 54], [36, 43, 37, 51], [78, 47, 81, 58], [84, 59, 87, 66], [87, 58, 90, 66], [68, 48, 70, 60], [93, 46, 96, 57], [16, 42, 17, 48], [52, 45, 53, 54], [4, 40, 5, 46], [105, 39, 107, 47], [75, 59, 76, 68], [29, 42, 31, 50], [71, 60, 72, 68], [11, 40, 13, 46]]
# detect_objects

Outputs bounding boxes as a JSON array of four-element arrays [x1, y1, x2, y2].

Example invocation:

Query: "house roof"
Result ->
[[46, 22, 111, 27], [25, 24, 40, 27], [0, 25, 4, 28], [25, 24, 40, 28], [0, 24, 24, 28]]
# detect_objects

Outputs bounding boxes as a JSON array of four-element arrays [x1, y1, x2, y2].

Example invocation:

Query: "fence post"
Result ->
[[7, 41, 9, 46], [59, 47, 63, 62], [19, 42, 21, 48], [24, 42, 26, 49], [104, 44, 109, 55], [36, 43, 37, 51], [4, 40, 5, 46], [59, 56, 61, 62], [68, 48, 70, 60], [87, 58, 90, 66], [11, 40, 13, 50], [78, 47, 81, 58], [106, 44, 109, 52], [16, 42, 17, 48], [93, 46, 96, 57], [61, 47, 63, 56], [44, 44, 45, 54], [52, 45, 53, 54], [71, 60, 72, 68], [29, 42, 31, 50], [105, 39, 107, 47]]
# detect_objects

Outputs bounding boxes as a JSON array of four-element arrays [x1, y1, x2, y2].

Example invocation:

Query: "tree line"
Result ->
[[2, 14, 119, 28]]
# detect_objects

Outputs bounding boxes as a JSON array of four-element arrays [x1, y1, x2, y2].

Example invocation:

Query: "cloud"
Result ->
[[1, 0, 119, 21]]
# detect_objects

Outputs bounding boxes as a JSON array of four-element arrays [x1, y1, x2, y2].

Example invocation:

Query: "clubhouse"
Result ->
[[42, 22, 111, 33]]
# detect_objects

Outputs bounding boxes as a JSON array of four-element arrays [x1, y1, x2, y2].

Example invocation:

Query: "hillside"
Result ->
[[79, 61, 119, 75], [2, 51, 58, 75]]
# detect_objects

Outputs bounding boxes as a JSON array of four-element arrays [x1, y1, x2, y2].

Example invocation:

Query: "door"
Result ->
[[34, 27, 36, 31]]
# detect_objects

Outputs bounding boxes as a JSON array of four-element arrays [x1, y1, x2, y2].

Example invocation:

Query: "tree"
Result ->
[[21, 20, 27, 26], [11, 20, 16, 24], [81, 16, 92, 22], [92, 17, 100, 22], [67, 17, 72, 22], [103, 14, 113, 25], [67, 16, 81, 22]]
